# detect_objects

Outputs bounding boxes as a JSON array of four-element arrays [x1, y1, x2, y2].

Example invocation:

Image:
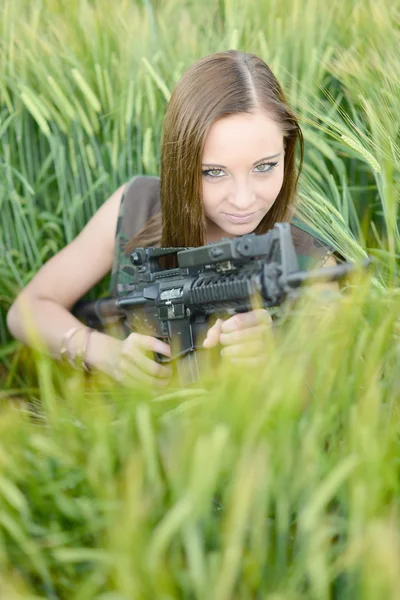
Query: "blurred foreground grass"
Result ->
[[0, 283, 400, 598], [1, 0, 400, 596]]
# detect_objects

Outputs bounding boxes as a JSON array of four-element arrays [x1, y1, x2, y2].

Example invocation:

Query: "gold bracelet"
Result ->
[[60, 327, 83, 366], [60, 326, 93, 370], [81, 328, 94, 372]]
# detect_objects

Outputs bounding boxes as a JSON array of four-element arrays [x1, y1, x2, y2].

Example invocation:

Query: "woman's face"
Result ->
[[201, 110, 285, 242]]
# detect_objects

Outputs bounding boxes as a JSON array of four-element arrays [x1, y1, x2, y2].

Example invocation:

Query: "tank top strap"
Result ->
[[109, 175, 161, 295]]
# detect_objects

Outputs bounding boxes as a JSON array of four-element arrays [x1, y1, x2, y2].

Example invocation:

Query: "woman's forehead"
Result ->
[[202, 111, 284, 164]]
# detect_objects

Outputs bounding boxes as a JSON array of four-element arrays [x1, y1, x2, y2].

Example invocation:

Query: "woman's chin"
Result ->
[[205, 217, 261, 243], [221, 221, 259, 237]]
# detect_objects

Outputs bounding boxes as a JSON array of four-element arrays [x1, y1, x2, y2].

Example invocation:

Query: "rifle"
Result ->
[[73, 223, 366, 384]]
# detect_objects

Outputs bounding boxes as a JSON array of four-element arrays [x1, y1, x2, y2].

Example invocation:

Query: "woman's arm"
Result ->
[[6, 184, 126, 374]]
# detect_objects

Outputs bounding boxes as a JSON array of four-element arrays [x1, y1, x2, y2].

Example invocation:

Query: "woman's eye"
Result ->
[[254, 162, 278, 173], [202, 162, 278, 178], [202, 168, 225, 178]]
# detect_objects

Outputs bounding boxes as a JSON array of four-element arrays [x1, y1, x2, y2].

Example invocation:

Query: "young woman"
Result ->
[[6, 50, 335, 387]]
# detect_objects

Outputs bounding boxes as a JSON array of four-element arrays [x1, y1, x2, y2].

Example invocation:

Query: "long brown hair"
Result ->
[[125, 50, 303, 252]]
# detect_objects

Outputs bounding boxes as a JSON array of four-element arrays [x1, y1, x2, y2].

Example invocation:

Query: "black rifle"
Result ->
[[73, 223, 365, 384]]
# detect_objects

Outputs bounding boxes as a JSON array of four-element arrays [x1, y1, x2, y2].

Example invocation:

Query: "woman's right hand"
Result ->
[[112, 332, 172, 388]]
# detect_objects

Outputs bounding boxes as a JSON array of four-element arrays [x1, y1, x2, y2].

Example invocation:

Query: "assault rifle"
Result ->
[[73, 223, 366, 384]]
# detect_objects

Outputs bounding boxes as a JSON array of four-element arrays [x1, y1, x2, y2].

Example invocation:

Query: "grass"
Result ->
[[0, 0, 400, 596], [0, 285, 399, 597]]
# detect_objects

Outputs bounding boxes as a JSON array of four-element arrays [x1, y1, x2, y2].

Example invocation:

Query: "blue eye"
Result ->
[[202, 168, 225, 179], [254, 162, 278, 173]]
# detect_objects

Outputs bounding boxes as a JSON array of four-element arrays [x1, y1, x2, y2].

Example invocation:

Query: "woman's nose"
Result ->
[[229, 183, 256, 210]]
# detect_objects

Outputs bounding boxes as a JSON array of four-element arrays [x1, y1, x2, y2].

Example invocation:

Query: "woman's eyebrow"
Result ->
[[202, 152, 281, 168]]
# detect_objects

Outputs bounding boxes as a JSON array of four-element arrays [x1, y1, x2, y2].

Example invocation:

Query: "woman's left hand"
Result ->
[[202, 309, 273, 365]]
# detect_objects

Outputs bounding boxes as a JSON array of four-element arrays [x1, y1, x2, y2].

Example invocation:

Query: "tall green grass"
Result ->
[[0, 286, 400, 597], [1, 2, 400, 595], [1, 0, 397, 270]]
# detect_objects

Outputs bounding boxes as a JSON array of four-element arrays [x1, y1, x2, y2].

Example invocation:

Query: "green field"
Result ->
[[1, 0, 400, 597]]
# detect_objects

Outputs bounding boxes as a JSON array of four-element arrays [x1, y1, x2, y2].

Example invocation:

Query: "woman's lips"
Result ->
[[222, 211, 257, 224]]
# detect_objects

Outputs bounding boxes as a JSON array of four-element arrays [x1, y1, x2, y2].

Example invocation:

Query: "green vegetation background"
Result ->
[[0, 0, 399, 598]]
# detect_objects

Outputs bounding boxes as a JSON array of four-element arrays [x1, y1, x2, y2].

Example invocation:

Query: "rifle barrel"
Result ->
[[284, 259, 370, 288]]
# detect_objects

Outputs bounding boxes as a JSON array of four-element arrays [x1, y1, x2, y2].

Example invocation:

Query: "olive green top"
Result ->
[[110, 175, 333, 296]]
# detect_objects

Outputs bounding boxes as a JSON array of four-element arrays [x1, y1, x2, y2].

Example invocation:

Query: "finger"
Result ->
[[120, 346, 173, 378], [220, 309, 272, 333], [116, 361, 170, 388], [220, 339, 266, 358], [224, 356, 266, 368], [220, 324, 270, 346], [124, 333, 171, 358], [203, 319, 223, 348]]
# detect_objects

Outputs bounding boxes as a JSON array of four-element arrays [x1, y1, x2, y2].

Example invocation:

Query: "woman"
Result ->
[[6, 50, 335, 387]]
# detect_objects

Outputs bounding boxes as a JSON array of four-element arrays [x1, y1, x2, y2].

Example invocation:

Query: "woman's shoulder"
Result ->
[[110, 175, 161, 296], [123, 174, 160, 201], [120, 175, 161, 225], [115, 175, 161, 244]]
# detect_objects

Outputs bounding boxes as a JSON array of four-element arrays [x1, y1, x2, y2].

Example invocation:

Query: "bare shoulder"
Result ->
[[313, 253, 339, 293], [323, 254, 337, 268]]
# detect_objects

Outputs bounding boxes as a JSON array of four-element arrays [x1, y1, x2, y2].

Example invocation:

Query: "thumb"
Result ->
[[203, 319, 223, 349]]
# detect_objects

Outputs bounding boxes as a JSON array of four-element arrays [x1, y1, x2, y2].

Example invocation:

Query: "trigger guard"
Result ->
[[155, 352, 172, 364], [155, 347, 201, 364]]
